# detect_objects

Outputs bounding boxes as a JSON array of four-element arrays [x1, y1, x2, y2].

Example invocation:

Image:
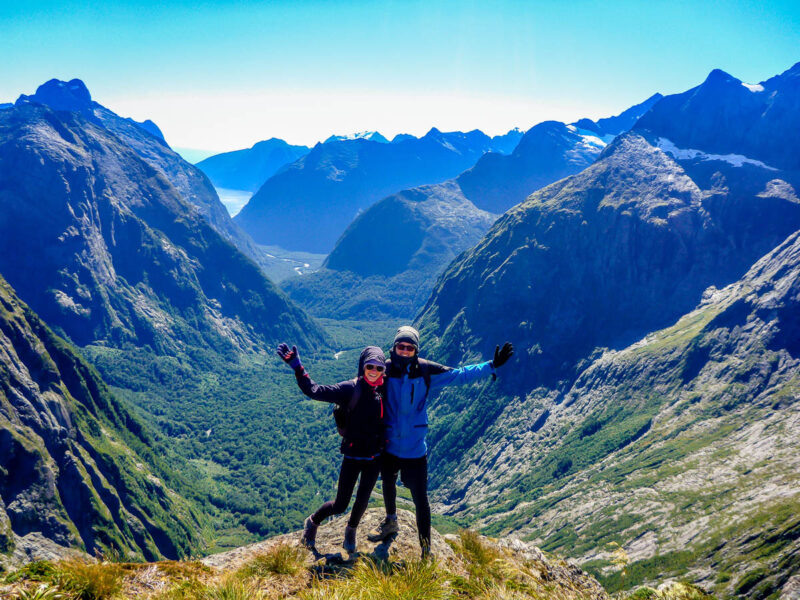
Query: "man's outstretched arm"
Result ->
[[427, 342, 514, 390]]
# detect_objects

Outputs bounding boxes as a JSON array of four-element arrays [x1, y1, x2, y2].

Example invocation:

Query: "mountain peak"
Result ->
[[324, 131, 388, 144], [702, 68, 741, 87], [16, 78, 93, 113]]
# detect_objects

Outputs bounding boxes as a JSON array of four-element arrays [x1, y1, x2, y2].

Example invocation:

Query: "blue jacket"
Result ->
[[384, 356, 495, 458]]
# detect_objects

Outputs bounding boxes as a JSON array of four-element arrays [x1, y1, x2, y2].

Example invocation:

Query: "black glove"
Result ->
[[276, 343, 302, 369], [491, 342, 514, 368]]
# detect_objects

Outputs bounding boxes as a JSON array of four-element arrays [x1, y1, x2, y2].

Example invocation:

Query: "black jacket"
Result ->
[[294, 349, 386, 458]]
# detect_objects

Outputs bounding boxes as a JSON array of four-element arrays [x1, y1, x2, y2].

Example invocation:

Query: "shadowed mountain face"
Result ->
[[282, 95, 662, 320], [234, 128, 520, 253], [15, 78, 271, 271], [0, 102, 324, 354], [0, 275, 204, 564], [634, 63, 800, 172], [196, 138, 310, 193]]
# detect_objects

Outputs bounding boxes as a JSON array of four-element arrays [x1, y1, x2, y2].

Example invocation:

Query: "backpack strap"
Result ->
[[416, 359, 432, 392]]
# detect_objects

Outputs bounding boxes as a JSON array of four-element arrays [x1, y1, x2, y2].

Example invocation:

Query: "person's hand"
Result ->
[[277, 343, 302, 369], [491, 342, 514, 368]]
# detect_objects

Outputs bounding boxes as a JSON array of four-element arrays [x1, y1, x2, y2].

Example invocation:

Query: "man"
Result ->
[[367, 325, 513, 556]]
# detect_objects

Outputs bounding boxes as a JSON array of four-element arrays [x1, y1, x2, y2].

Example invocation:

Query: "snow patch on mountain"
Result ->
[[742, 82, 765, 92], [324, 131, 389, 143], [565, 125, 614, 162], [655, 137, 778, 170]]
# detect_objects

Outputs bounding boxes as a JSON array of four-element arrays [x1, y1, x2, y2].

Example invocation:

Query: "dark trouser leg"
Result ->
[[381, 452, 400, 515], [311, 457, 360, 524], [401, 455, 430, 551], [347, 460, 380, 528]]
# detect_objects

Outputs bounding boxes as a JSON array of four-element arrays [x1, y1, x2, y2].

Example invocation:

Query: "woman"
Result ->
[[276, 342, 386, 552]]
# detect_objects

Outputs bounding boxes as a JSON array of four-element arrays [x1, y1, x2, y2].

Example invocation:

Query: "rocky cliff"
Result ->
[[0, 275, 204, 568], [3, 509, 619, 599], [0, 102, 324, 354]]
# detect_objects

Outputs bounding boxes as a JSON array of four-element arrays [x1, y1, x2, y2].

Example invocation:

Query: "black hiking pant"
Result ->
[[311, 456, 380, 528], [381, 453, 430, 552]]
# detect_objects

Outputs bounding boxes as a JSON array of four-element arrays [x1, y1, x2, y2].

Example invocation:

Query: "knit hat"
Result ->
[[358, 346, 386, 376], [393, 326, 420, 350]]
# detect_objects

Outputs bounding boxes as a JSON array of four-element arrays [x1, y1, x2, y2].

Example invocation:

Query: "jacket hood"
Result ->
[[358, 346, 386, 377]]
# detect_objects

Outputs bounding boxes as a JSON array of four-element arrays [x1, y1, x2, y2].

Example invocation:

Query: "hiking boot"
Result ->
[[301, 517, 318, 549], [421, 540, 432, 561], [367, 517, 399, 542], [342, 525, 357, 553]]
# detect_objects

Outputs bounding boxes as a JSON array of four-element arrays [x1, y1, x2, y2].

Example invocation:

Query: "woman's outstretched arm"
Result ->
[[277, 342, 355, 405]]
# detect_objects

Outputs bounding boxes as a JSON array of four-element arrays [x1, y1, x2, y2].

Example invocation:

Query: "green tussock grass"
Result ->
[[233, 543, 305, 578], [4, 527, 616, 599]]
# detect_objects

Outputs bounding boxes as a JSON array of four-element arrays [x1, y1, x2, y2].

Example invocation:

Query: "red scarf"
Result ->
[[363, 374, 384, 387]]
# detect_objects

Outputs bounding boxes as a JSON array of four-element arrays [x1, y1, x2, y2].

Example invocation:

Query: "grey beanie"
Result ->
[[393, 325, 420, 349]]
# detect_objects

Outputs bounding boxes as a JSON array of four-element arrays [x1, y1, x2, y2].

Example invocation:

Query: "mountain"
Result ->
[[417, 132, 800, 390], [410, 63, 800, 595], [282, 181, 496, 319], [459, 93, 662, 214], [0, 275, 204, 566], [0, 101, 325, 354], [282, 96, 660, 319], [234, 128, 520, 253], [489, 127, 525, 154], [15, 79, 272, 273], [324, 131, 389, 143], [391, 133, 417, 143], [431, 230, 800, 599], [195, 138, 310, 193], [572, 92, 663, 137], [634, 63, 800, 172]]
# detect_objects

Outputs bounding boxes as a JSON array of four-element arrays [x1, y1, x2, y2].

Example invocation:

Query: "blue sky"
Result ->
[[2, 0, 798, 152]]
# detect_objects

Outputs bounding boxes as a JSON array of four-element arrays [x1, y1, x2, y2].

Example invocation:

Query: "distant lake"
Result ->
[[215, 188, 252, 217]]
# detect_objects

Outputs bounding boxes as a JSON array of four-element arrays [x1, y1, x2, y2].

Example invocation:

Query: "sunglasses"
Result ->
[[395, 343, 416, 352], [365, 364, 385, 372]]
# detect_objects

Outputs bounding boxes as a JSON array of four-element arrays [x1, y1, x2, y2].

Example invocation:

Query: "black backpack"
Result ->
[[333, 378, 361, 437]]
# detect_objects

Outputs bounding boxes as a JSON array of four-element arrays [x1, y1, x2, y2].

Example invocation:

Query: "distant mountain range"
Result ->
[[282, 95, 661, 319], [324, 131, 390, 143], [412, 62, 800, 597], [234, 127, 523, 253], [461, 93, 663, 214], [196, 138, 310, 193]]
